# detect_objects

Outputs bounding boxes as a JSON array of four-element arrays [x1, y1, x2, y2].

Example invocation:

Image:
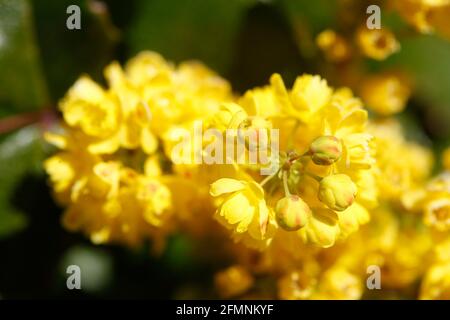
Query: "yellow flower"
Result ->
[[298, 208, 340, 248], [424, 195, 450, 232], [336, 203, 370, 239], [356, 27, 400, 60], [215, 265, 254, 298], [270, 73, 332, 122], [395, 0, 450, 38], [369, 119, 434, 201], [420, 262, 450, 299], [207, 74, 376, 249], [45, 51, 236, 246], [210, 178, 275, 246], [313, 267, 363, 300], [277, 270, 318, 300], [360, 73, 411, 116], [291, 74, 333, 117], [318, 174, 357, 211], [60, 76, 120, 138], [316, 29, 351, 63]]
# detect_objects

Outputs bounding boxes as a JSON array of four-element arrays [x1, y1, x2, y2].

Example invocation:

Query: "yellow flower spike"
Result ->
[[356, 27, 400, 61], [309, 136, 342, 165], [318, 174, 357, 211], [275, 195, 311, 231], [360, 73, 411, 116]]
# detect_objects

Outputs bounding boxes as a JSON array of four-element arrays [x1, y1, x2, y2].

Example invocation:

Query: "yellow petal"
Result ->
[[298, 208, 339, 248], [220, 192, 254, 233], [210, 178, 245, 197], [141, 127, 158, 154]]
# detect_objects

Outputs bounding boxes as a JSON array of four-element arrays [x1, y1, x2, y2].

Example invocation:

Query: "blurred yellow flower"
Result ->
[[356, 27, 400, 60], [360, 73, 411, 116], [316, 29, 351, 63], [215, 265, 254, 298]]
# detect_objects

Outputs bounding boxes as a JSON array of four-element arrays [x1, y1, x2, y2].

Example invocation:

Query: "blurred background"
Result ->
[[0, 0, 449, 298]]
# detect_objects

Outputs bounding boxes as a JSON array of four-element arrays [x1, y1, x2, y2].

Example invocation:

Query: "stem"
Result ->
[[0, 108, 55, 134], [259, 169, 279, 187], [283, 171, 291, 197]]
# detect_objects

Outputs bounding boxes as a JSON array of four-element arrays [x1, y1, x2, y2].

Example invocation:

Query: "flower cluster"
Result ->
[[45, 49, 449, 299], [44, 52, 232, 246]]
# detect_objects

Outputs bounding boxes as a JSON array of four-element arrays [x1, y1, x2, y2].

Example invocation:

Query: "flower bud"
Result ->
[[275, 195, 311, 231], [318, 174, 357, 211], [309, 136, 342, 165]]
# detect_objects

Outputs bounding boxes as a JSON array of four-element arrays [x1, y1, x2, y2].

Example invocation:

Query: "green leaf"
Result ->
[[0, 0, 49, 115], [0, 125, 45, 238], [387, 34, 450, 141], [127, 0, 257, 74]]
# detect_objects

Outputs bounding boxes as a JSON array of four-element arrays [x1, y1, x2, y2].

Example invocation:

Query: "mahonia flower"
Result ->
[[418, 173, 450, 232], [369, 119, 434, 202], [360, 73, 411, 116], [210, 177, 277, 249], [209, 73, 376, 249], [395, 0, 450, 39], [420, 261, 450, 299], [45, 51, 232, 247], [313, 267, 363, 300], [277, 269, 318, 300], [356, 27, 400, 61], [214, 265, 254, 298], [45, 49, 448, 300], [316, 29, 352, 63]]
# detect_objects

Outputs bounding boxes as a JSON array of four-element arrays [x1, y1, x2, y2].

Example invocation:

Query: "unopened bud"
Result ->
[[318, 174, 357, 211], [309, 136, 342, 165], [275, 195, 311, 231]]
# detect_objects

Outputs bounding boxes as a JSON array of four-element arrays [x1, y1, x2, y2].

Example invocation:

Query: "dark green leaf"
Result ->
[[31, 0, 120, 101], [0, 125, 46, 238], [0, 0, 49, 115], [127, 0, 257, 74]]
